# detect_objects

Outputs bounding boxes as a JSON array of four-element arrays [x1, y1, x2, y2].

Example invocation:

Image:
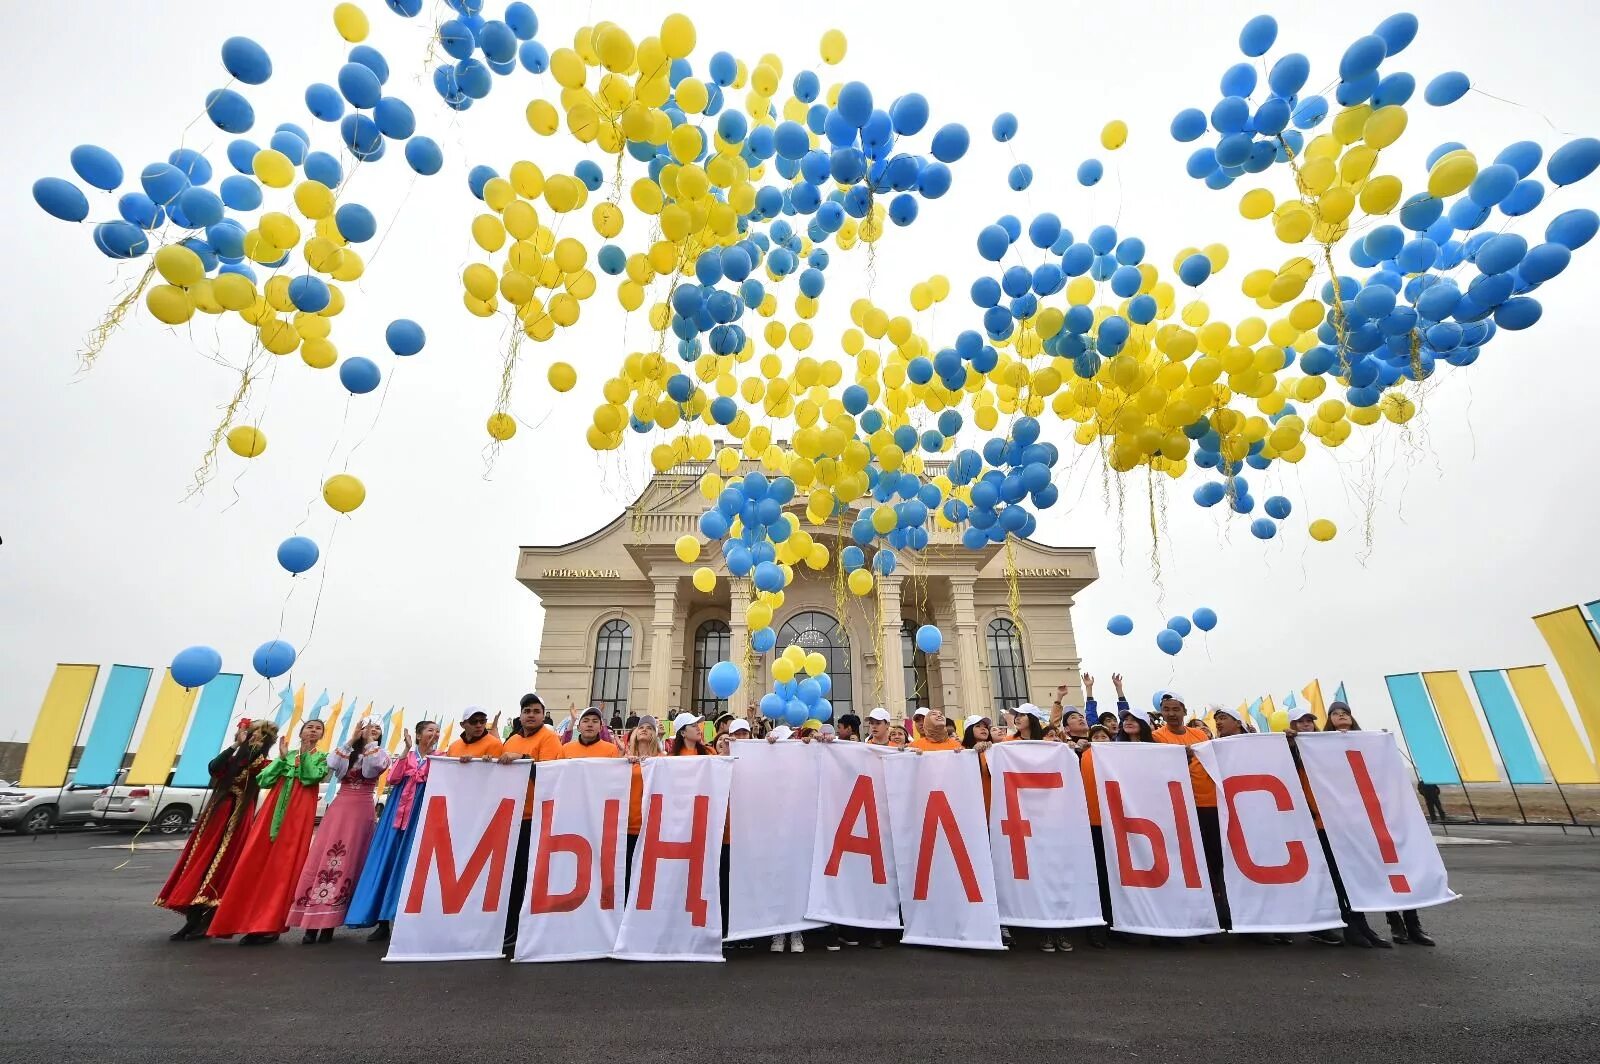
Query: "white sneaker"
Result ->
[[789, 931, 805, 953], [770, 934, 785, 952]]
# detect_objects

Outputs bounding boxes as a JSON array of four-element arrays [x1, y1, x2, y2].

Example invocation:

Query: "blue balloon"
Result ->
[[219, 175, 261, 211], [931, 123, 970, 163], [93, 220, 149, 259], [141, 162, 189, 205], [992, 112, 1018, 141], [204, 88, 254, 133], [836, 81, 873, 127], [889, 93, 929, 136], [171, 646, 224, 689], [1170, 108, 1207, 142], [386, 319, 425, 356], [252, 639, 296, 679], [1494, 297, 1541, 330], [33, 178, 88, 222], [339, 356, 382, 394], [914, 625, 943, 654], [1268, 53, 1310, 97], [70, 145, 123, 191], [517, 40, 549, 73], [1475, 233, 1527, 275], [1546, 208, 1599, 250], [1178, 253, 1212, 286], [1339, 35, 1387, 81], [1547, 138, 1600, 187], [1008, 163, 1034, 190], [1106, 614, 1134, 636], [405, 136, 444, 175], [304, 151, 342, 187], [276, 535, 320, 574], [221, 36, 272, 84], [348, 44, 390, 83], [1191, 607, 1218, 632], [1167, 615, 1193, 638], [708, 660, 742, 699], [1425, 71, 1470, 107], [1250, 518, 1278, 540], [1077, 159, 1104, 186], [1500, 179, 1544, 217], [1264, 495, 1292, 520], [1496, 140, 1543, 179], [1156, 628, 1183, 656], [977, 224, 1011, 262], [288, 275, 330, 313], [1238, 14, 1277, 56], [1374, 12, 1419, 54], [335, 203, 377, 242], [751, 627, 776, 654], [504, 2, 537, 38], [374, 97, 416, 139], [1519, 242, 1570, 284]]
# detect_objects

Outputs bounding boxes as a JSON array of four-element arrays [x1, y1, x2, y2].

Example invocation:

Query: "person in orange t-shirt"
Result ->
[[497, 693, 564, 954], [562, 706, 622, 759], [1152, 690, 1227, 929], [622, 714, 664, 895], [960, 713, 998, 812], [909, 709, 961, 751], [445, 707, 505, 761], [1080, 724, 1114, 948]]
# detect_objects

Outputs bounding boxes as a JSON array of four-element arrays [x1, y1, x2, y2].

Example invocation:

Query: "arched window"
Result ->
[[692, 619, 731, 718], [901, 621, 931, 718], [590, 618, 633, 717], [776, 611, 852, 716], [986, 617, 1029, 714]]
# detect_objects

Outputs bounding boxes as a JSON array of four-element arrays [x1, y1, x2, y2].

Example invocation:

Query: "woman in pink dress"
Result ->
[[288, 718, 390, 943]]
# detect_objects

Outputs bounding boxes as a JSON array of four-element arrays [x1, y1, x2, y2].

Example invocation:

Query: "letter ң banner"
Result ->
[[387, 758, 528, 962], [1193, 736, 1343, 934], [985, 741, 1103, 929], [514, 759, 632, 963], [1093, 743, 1221, 938], [884, 749, 1003, 950], [807, 741, 902, 929], [613, 755, 733, 962], [1295, 731, 1457, 912], [728, 739, 823, 940]]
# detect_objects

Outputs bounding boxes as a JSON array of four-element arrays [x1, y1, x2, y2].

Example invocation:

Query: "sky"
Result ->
[[3, 1, 1598, 758]]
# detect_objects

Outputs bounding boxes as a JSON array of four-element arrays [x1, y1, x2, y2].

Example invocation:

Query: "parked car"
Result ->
[[93, 770, 212, 835], [0, 770, 112, 835]]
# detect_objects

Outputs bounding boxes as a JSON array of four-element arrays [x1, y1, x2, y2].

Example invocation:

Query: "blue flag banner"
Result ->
[[75, 665, 154, 788], [1468, 670, 1547, 785], [273, 685, 295, 729], [1384, 673, 1461, 785], [1333, 682, 1348, 704], [171, 674, 244, 788]]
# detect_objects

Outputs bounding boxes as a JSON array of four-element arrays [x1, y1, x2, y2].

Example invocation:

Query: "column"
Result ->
[[877, 576, 906, 717], [728, 579, 751, 718], [950, 575, 985, 717], [648, 576, 678, 715]]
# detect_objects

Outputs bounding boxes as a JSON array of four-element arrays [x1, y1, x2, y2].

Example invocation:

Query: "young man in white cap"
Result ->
[[1153, 690, 1227, 932], [911, 706, 930, 740], [864, 707, 893, 746], [498, 693, 564, 954], [446, 707, 504, 761]]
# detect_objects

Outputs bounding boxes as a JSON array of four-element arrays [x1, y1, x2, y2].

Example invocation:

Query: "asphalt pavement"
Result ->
[[1, 825, 1596, 1064]]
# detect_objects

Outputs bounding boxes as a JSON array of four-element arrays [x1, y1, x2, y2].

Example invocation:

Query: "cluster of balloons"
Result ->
[[27, 5, 1598, 686], [758, 644, 835, 726], [1108, 608, 1218, 656]]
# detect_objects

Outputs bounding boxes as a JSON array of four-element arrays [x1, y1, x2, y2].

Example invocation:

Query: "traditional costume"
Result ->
[[287, 733, 390, 938], [345, 743, 432, 938]]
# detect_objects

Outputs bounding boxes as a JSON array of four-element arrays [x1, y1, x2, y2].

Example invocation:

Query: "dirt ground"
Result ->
[[1427, 784, 1600, 825]]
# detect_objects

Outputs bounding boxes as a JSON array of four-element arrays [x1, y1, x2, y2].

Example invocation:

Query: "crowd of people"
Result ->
[[155, 681, 1439, 955]]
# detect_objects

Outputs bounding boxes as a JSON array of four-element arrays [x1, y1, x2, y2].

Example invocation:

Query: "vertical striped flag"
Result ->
[[316, 695, 346, 753], [1247, 697, 1270, 733]]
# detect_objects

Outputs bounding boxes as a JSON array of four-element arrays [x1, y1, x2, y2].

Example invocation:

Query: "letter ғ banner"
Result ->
[[386, 758, 527, 962], [883, 749, 1003, 950], [514, 759, 632, 963], [1295, 731, 1457, 912], [728, 739, 823, 940], [1093, 743, 1221, 937], [1193, 736, 1343, 933], [985, 741, 1103, 929], [807, 741, 901, 929], [613, 755, 733, 962]]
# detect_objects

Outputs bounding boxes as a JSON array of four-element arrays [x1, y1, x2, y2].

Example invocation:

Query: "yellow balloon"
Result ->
[[1309, 518, 1337, 542], [674, 534, 701, 563], [322, 473, 366, 514], [1100, 119, 1128, 151], [154, 244, 204, 286], [692, 566, 716, 593], [548, 362, 577, 392], [820, 28, 847, 64], [747, 601, 774, 631], [301, 338, 337, 369], [253, 148, 294, 188], [660, 13, 696, 59], [213, 272, 257, 311], [772, 658, 796, 684], [225, 425, 267, 458], [332, 2, 369, 42], [1363, 105, 1408, 149], [1427, 151, 1478, 198], [804, 652, 827, 677], [487, 412, 517, 441], [146, 284, 194, 325], [1268, 709, 1290, 732], [847, 568, 874, 596]]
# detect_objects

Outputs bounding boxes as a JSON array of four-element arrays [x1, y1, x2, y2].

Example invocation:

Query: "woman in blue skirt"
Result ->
[[346, 720, 440, 942]]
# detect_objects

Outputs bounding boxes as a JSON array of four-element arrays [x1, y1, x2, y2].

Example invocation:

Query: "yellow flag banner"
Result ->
[[1420, 671, 1499, 783], [125, 670, 198, 786], [1505, 666, 1600, 784], [1533, 607, 1600, 765], [18, 664, 100, 788]]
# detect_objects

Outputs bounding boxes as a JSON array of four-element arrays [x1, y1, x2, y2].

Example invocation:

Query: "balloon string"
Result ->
[[78, 259, 158, 370], [185, 344, 266, 502], [1468, 86, 1584, 138]]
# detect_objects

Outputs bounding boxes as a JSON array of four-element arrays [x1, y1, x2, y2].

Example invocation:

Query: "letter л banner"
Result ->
[[386, 758, 528, 962], [806, 741, 902, 929]]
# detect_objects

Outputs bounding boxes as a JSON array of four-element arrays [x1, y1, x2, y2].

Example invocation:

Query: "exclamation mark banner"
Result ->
[[1346, 750, 1411, 894]]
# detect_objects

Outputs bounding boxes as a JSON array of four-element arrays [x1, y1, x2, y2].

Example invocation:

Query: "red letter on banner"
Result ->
[[1222, 774, 1309, 885], [913, 790, 983, 902], [404, 795, 516, 915], [1168, 781, 1204, 889], [635, 794, 711, 926], [1106, 781, 1168, 888], [1346, 750, 1411, 894], [823, 773, 888, 884], [999, 771, 1064, 880], [599, 798, 620, 911], [530, 798, 593, 914]]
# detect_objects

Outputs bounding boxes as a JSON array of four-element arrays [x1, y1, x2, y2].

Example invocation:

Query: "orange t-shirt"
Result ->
[[1080, 747, 1102, 827], [910, 736, 961, 752], [562, 737, 622, 758], [445, 732, 505, 760], [628, 761, 645, 835], [1297, 761, 1323, 830], [502, 726, 565, 819], [1153, 725, 1216, 807]]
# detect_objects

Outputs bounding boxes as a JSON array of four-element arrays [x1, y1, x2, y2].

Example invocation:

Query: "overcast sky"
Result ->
[[3, 1, 1598, 758]]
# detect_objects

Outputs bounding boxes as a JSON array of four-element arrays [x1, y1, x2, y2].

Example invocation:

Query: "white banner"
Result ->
[[883, 749, 1003, 950], [806, 741, 902, 929], [386, 758, 527, 962], [1192, 735, 1344, 933], [1092, 743, 1221, 937], [1295, 731, 1457, 912], [513, 758, 632, 963], [985, 741, 1104, 929], [612, 755, 733, 962], [728, 739, 824, 940]]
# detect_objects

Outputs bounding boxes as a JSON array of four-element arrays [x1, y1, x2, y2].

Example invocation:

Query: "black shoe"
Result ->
[[241, 932, 279, 946], [318, 928, 334, 943], [1366, 929, 1393, 949], [1310, 930, 1343, 946], [1408, 929, 1436, 947], [838, 936, 860, 947], [1087, 926, 1109, 949], [1390, 926, 1412, 944], [367, 922, 391, 943], [1271, 934, 1294, 945], [1344, 928, 1373, 948], [301, 931, 318, 945], [868, 935, 884, 949]]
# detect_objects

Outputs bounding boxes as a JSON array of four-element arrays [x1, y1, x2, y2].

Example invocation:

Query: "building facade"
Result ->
[[517, 456, 1097, 723]]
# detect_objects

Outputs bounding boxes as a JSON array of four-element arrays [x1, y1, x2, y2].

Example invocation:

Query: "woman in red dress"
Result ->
[[207, 719, 330, 945], [156, 717, 278, 940]]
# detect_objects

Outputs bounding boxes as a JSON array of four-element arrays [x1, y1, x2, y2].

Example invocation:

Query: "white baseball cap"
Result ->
[[913, 706, 930, 718], [867, 707, 892, 722], [458, 706, 490, 724], [728, 718, 752, 734], [672, 712, 702, 732], [1015, 703, 1047, 720], [1159, 690, 1186, 707], [768, 725, 793, 741], [1123, 705, 1153, 723]]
